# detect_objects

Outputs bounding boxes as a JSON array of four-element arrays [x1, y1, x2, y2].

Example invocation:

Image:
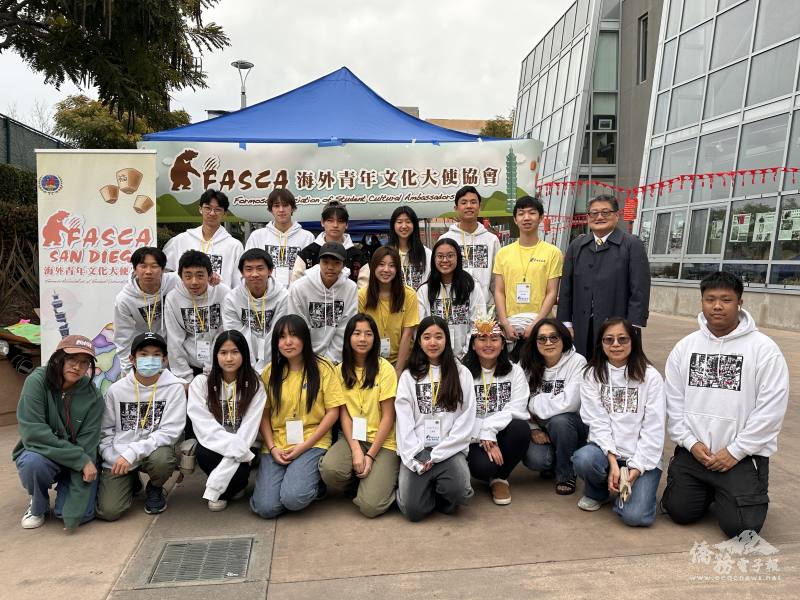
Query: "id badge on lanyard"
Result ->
[[195, 339, 211, 362], [286, 419, 304, 445], [515, 282, 531, 304], [351, 416, 368, 441], [424, 417, 441, 445]]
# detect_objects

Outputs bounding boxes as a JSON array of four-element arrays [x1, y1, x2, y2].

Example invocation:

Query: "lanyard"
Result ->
[[247, 287, 267, 332], [191, 294, 207, 331], [428, 365, 440, 410], [439, 284, 452, 321], [518, 242, 540, 283], [399, 250, 411, 285], [200, 237, 213, 255], [481, 368, 495, 414], [134, 379, 159, 430], [224, 381, 237, 426], [354, 369, 369, 417], [278, 230, 289, 264], [141, 290, 159, 330], [289, 370, 308, 419], [460, 230, 473, 265]]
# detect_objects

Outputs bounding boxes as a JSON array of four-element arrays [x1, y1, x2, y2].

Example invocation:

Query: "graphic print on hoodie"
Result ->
[[440, 222, 501, 293], [163, 225, 245, 289], [245, 222, 314, 288]]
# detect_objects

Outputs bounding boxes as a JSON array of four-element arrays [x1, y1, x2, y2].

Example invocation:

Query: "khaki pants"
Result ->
[[319, 438, 399, 518], [96, 445, 177, 521]]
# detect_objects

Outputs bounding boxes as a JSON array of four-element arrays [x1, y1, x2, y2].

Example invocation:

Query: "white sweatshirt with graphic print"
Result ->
[[99, 369, 187, 469], [417, 281, 486, 359], [470, 362, 530, 442], [163, 225, 244, 289], [245, 222, 314, 288], [439, 222, 500, 299], [580, 364, 666, 473], [395, 362, 476, 473], [528, 350, 587, 427], [665, 309, 789, 460]]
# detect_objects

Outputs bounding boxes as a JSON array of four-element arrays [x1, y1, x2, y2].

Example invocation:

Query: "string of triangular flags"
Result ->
[[537, 166, 799, 232]]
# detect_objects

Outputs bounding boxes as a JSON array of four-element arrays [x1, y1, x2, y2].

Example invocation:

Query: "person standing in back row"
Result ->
[[557, 194, 650, 358], [440, 186, 500, 304]]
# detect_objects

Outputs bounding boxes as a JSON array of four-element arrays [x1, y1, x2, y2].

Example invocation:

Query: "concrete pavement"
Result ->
[[2, 312, 798, 600]]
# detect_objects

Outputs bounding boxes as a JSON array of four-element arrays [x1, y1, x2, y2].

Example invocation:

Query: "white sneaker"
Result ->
[[21, 503, 45, 529], [208, 499, 228, 512], [577, 495, 606, 512]]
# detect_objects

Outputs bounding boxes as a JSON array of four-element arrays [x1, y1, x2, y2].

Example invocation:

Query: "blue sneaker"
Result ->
[[144, 482, 167, 514]]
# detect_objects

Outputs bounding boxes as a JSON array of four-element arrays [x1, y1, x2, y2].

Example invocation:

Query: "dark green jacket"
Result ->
[[12, 366, 103, 529]]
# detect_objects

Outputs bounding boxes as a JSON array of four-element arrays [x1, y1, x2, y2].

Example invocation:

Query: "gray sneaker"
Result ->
[[21, 502, 45, 529], [577, 495, 607, 512]]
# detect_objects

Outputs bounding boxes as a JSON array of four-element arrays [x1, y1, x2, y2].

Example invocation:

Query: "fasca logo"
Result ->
[[39, 174, 63, 194]]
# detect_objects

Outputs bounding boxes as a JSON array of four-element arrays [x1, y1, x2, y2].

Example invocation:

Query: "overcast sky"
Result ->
[[0, 0, 573, 129]]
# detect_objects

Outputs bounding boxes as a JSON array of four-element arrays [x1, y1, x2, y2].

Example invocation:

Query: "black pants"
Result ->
[[196, 443, 252, 501], [467, 419, 530, 481], [661, 446, 770, 538]]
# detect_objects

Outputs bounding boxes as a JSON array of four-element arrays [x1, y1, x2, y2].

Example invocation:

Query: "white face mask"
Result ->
[[135, 356, 163, 377]]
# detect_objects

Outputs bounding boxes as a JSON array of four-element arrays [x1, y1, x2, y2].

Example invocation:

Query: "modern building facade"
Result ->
[[515, 0, 800, 328]]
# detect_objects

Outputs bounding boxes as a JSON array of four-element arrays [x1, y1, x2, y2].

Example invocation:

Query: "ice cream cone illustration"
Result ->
[[99, 184, 119, 204], [116, 168, 143, 194]]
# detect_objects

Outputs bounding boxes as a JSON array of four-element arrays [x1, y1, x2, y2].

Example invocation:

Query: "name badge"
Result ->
[[196, 340, 211, 362], [286, 419, 304, 445], [424, 417, 441, 445], [515, 282, 531, 304], [380, 337, 391, 358], [352, 416, 368, 442], [256, 336, 267, 361]]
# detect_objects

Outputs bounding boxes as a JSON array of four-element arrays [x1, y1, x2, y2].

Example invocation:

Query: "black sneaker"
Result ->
[[144, 482, 167, 514]]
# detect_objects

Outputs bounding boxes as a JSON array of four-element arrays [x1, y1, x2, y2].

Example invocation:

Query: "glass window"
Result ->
[[735, 114, 790, 196], [541, 116, 552, 147], [770, 264, 800, 285], [518, 90, 530, 135], [566, 39, 584, 98], [681, 0, 714, 30], [653, 212, 672, 253], [575, 0, 590, 30], [555, 55, 570, 107], [674, 23, 712, 84], [561, 99, 576, 138], [602, 0, 620, 20], [644, 147, 662, 209], [594, 32, 619, 90], [711, 0, 755, 69], [638, 15, 649, 84], [545, 145, 557, 175], [543, 29, 554, 66], [639, 211, 653, 249], [519, 59, 528, 90], [754, 0, 800, 52], [687, 208, 709, 253], [593, 92, 617, 118], [694, 128, 737, 203], [668, 77, 704, 130], [525, 82, 538, 131], [534, 74, 547, 124], [653, 92, 669, 135], [783, 111, 800, 190], [666, 0, 683, 38], [774, 194, 800, 259], [581, 132, 590, 164], [533, 44, 543, 76], [681, 262, 720, 280], [718, 0, 741, 9], [544, 66, 557, 116], [591, 132, 617, 164], [660, 39, 677, 90], [704, 60, 747, 119], [556, 136, 572, 171], [531, 124, 541, 142], [563, 4, 577, 44], [747, 40, 799, 106], [524, 56, 534, 86], [668, 210, 687, 254], [660, 139, 697, 206], [552, 17, 564, 54], [723, 263, 767, 284], [688, 205, 727, 253], [551, 108, 563, 142], [725, 197, 778, 259], [651, 262, 680, 278]]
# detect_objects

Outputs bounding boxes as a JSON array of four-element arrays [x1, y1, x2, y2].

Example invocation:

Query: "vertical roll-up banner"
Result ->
[[36, 150, 157, 393]]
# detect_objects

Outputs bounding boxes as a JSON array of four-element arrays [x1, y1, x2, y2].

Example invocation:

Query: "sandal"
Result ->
[[555, 478, 576, 495]]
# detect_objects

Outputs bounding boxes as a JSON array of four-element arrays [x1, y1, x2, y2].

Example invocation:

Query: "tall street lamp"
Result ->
[[231, 60, 255, 109]]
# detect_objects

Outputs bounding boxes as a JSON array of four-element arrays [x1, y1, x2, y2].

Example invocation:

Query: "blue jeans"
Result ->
[[523, 412, 588, 482], [250, 447, 326, 519], [15, 449, 97, 524], [572, 443, 661, 527]]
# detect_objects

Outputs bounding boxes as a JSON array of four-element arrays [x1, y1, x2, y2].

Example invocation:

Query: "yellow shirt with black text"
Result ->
[[492, 240, 563, 317], [337, 358, 398, 451], [358, 286, 420, 365]]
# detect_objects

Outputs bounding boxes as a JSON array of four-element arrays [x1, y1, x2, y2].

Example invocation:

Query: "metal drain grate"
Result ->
[[149, 537, 253, 584]]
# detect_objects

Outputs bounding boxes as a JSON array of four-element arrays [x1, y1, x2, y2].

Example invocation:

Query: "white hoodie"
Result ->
[[528, 350, 587, 428], [187, 374, 267, 502], [288, 264, 358, 363], [470, 362, 530, 442], [665, 309, 789, 460], [113, 272, 181, 373], [222, 278, 288, 372], [417, 281, 486, 359], [395, 362, 476, 473], [358, 246, 433, 290], [245, 222, 314, 288], [290, 232, 355, 283], [164, 225, 244, 289], [440, 222, 501, 299], [580, 364, 666, 473], [99, 369, 187, 469], [164, 281, 231, 381]]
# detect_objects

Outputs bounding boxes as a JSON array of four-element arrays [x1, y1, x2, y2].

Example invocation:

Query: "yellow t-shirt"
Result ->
[[492, 240, 563, 316], [261, 359, 345, 451], [337, 358, 398, 451], [358, 285, 420, 365]]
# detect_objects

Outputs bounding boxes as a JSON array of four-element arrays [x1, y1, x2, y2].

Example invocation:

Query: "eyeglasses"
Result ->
[[200, 206, 225, 215], [435, 253, 458, 262], [588, 209, 617, 219], [536, 335, 561, 345], [601, 335, 631, 346], [65, 356, 92, 369]]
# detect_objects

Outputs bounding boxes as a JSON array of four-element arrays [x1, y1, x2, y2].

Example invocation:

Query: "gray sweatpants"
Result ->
[[397, 453, 473, 522]]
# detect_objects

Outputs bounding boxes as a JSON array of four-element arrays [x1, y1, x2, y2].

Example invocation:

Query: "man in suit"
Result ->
[[556, 194, 650, 358]]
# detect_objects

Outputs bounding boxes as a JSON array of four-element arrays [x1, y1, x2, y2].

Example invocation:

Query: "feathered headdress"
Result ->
[[471, 308, 504, 338]]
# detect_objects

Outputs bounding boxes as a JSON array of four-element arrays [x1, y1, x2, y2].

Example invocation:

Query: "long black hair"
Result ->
[[584, 317, 650, 385], [427, 238, 474, 308], [365, 246, 405, 313], [461, 333, 513, 379], [45, 349, 96, 393], [407, 316, 463, 411], [388, 206, 426, 271], [206, 330, 261, 425], [268, 314, 321, 414], [341, 313, 381, 390], [520, 318, 573, 392]]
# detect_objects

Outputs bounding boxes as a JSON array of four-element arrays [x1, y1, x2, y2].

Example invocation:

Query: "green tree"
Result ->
[[480, 114, 513, 138], [0, 0, 228, 130], [53, 94, 190, 148]]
